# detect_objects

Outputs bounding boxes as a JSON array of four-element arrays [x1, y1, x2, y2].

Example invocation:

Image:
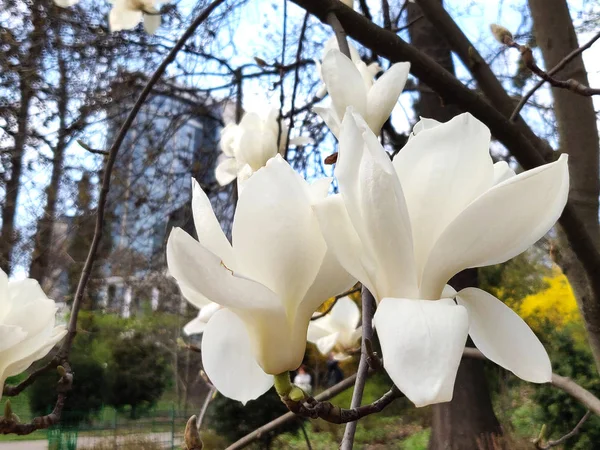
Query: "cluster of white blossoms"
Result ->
[[167, 37, 570, 407], [54, 0, 162, 34], [0, 270, 67, 401]]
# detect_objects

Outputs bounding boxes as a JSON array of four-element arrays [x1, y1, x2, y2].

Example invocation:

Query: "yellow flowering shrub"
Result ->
[[519, 271, 581, 330]]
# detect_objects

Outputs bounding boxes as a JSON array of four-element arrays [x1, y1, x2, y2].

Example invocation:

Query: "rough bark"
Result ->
[[0, 2, 47, 274], [528, 0, 600, 371], [406, 2, 503, 448]]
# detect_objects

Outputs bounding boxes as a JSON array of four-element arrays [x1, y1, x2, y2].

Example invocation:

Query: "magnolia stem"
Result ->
[[274, 372, 294, 397]]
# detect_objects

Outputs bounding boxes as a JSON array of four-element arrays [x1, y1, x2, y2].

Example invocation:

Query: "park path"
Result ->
[[0, 432, 179, 449]]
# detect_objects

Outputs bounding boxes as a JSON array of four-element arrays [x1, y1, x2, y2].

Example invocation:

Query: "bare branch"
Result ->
[[535, 411, 591, 449], [510, 30, 600, 121], [0, 364, 72, 435], [58, 0, 228, 359], [340, 286, 376, 449], [326, 11, 351, 59]]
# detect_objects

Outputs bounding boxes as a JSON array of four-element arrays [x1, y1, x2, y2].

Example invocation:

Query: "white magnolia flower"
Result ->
[[215, 108, 311, 187], [314, 37, 379, 99], [314, 48, 410, 137], [53, 0, 80, 7], [183, 302, 222, 336], [109, 0, 162, 34], [314, 110, 569, 407], [0, 270, 67, 401], [307, 296, 361, 360], [167, 156, 355, 403]]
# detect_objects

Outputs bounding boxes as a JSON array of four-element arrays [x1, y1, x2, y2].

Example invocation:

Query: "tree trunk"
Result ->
[[406, 2, 503, 448], [0, 1, 46, 274], [528, 0, 600, 371], [30, 49, 69, 284]]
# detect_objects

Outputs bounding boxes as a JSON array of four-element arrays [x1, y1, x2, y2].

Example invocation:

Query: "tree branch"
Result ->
[[509, 30, 600, 121], [289, 0, 600, 362], [535, 411, 591, 449], [340, 287, 376, 449], [58, 0, 228, 359]]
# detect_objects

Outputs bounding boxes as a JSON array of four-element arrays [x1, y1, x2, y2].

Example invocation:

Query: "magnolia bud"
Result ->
[[490, 24, 513, 44]]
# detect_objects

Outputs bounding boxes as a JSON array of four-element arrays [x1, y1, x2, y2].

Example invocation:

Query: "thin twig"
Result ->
[[2, 357, 58, 397], [299, 421, 313, 450], [0, 364, 72, 435], [381, 0, 391, 30], [310, 285, 361, 321], [58, 0, 227, 358], [285, 11, 309, 160], [277, 0, 288, 151], [392, 14, 424, 33], [340, 286, 376, 449], [535, 411, 591, 449], [326, 11, 351, 58], [510, 30, 600, 121], [226, 371, 380, 450], [500, 33, 600, 123]]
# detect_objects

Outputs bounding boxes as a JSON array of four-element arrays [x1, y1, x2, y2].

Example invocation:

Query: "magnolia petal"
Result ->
[[337, 112, 417, 299], [232, 155, 326, 309], [183, 316, 207, 336], [307, 321, 333, 343], [219, 124, 237, 157], [314, 106, 341, 137], [166, 228, 279, 310], [493, 161, 516, 185], [393, 113, 494, 281], [0, 325, 27, 353], [316, 332, 340, 355], [202, 309, 273, 404], [8, 278, 48, 305], [409, 117, 441, 139], [329, 296, 360, 331], [53, 0, 80, 6], [109, 7, 143, 31], [307, 177, 332, 203], [366, 62, 410, 134], [191, 179, 235, 268], [457, 288, 551, 383], [374, 297, 469, 407], [215, 157, 238, 186], [321, 50, 367, 120], [143, 12, 160, 34], [0, 270, 8, 321], [421, 154, 569, 299], [313, 195, 377, 297]]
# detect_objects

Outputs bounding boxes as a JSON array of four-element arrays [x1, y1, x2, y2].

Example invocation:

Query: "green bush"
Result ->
[[105, 332, 170, 418], [208, 388, 299, 449], [534, 322, 600, 449]]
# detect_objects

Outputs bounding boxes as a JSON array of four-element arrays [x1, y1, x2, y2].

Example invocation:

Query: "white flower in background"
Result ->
[[183, 302, 222, 336], [109, 0, 162, 34], [307, 296, 361, 360], [0, 270, 67, 401], [167, 156, 355, 403], [215, 108, 311, 188], [314, 110, 569, 407], [314, 37, 379, 99], [53, 0, 80, 7], [314, 48, 410, 137]]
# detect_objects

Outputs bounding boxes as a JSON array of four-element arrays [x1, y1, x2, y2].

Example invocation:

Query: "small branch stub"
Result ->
[[184, 415, 203, 450]]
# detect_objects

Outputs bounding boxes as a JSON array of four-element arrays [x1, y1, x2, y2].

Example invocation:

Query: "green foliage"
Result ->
[[29, 352, 107, 425], [400, 429, 430, 450], [534, 322, 600, 449], [208, 388, 299, 449], [105, 332, 170, 418]]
